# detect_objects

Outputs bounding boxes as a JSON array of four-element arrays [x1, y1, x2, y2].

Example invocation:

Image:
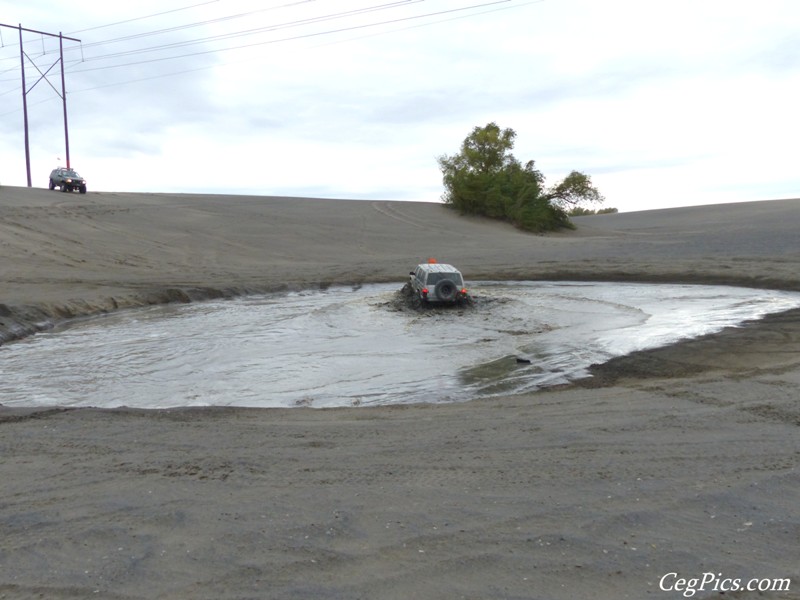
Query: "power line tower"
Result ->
[[0, 23, 80, 187]]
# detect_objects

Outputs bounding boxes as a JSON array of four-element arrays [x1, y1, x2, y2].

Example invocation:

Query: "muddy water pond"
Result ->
[[2, 282, 799, 409]]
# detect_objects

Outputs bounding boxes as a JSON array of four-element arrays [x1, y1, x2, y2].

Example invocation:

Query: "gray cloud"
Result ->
[[2, 0, 799, 211]]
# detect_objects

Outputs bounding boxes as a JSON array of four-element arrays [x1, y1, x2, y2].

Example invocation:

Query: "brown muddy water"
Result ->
[[2, 282, 799, 409]]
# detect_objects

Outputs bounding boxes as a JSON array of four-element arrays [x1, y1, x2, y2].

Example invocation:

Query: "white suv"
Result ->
[[408, 262, 469, 305]]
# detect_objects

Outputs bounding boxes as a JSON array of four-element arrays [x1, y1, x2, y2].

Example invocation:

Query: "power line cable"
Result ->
[[74, 0, 422, 61], [0, 0, 234, 62], [69, 0, 541, 95], [66, 0, 224, 35], [0, 0, 416, 67], [66, 0, 517, 75], [1, 0, 537, 96], [315, 0, 543, 48], [75, 0, 325, 47]]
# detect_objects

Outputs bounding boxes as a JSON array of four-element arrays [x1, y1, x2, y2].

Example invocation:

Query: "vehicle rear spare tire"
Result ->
[[434, 279, 457, 302]]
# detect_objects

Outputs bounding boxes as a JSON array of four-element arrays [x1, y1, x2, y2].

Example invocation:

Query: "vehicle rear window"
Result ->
[[426, 272, 463, 286]]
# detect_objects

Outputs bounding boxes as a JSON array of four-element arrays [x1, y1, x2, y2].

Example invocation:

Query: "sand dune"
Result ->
[[1, 186, 799, 599]]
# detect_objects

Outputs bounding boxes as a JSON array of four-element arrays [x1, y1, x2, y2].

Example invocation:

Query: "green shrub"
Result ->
[[438, 123, 604, 232]]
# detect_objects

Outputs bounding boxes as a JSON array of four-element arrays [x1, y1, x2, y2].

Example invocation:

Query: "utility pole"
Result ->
[[60, 34, 71, 170], [0, 23, 80, 187], [18, 25, 31, 187]]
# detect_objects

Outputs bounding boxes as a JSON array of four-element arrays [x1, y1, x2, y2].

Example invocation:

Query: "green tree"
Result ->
[[437, 123, 604, 232], [544, 170, 604, 210]]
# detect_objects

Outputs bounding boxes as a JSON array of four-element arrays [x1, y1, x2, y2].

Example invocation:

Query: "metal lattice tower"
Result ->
[[0, 23, 81, 187]]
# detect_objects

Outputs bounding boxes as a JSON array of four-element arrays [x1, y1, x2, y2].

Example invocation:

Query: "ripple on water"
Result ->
[[1, 282, 799, 409]]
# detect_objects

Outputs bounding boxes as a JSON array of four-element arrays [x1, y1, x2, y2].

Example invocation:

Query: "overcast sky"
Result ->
[[1, 0, 798, 212]]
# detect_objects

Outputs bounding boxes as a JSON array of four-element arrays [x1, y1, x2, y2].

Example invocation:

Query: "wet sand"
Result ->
[[1, 186, 800, 599]]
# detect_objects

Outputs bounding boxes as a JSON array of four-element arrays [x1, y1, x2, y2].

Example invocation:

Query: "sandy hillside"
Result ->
[[1, 186, 799, 599]]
